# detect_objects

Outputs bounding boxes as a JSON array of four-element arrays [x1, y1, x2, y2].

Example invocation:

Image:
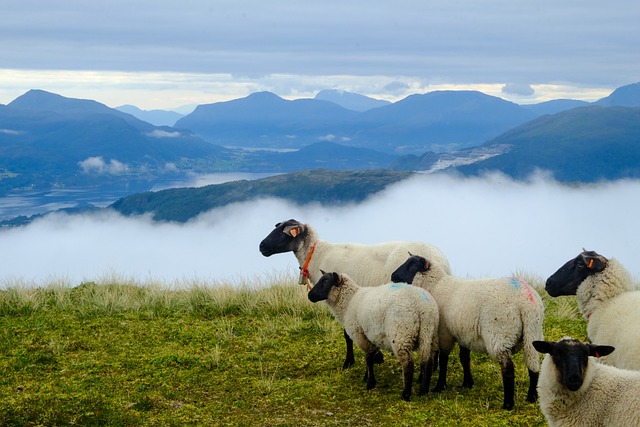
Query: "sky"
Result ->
[[1, 173, 639, 289], [1, 0, 639, 110]]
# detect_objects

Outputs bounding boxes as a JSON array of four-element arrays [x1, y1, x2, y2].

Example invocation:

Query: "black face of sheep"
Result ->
[[545, 250, 608, 297], [391, 254, 430, 284], [308, 271, 341, 303], [259, 219, 306, 257], [533, 338, 614, 391]]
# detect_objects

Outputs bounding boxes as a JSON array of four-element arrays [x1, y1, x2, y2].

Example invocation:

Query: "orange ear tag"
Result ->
[[587, 259, 594, 269]]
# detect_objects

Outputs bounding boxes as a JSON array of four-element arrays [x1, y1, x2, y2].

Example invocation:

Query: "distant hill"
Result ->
[[522, 99, 590, 116], [176, 90, 537, 154], [175, 91, 358, 149], [110, 169, 414, 222], [115, 104, 184, 127], [594, 82, 640, 107], [314, 89, 390, 111], [451, 106, 640, 182], [0, 90, 234, 194]]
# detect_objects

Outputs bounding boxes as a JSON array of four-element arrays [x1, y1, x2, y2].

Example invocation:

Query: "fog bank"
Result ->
[[1, 173, 639, 288]]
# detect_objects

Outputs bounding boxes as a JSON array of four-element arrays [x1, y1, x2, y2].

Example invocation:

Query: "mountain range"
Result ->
[[1, 83, 640, 203]]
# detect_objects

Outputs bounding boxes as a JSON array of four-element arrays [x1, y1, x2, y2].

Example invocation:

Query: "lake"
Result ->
[[0, 173, 278, 220]]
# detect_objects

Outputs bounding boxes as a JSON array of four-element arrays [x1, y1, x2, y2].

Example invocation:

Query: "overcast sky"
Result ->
[[1, 0, 638, 110], [1, 173, 639, 289]]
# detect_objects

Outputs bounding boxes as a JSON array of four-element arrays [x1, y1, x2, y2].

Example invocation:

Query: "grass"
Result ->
[[0, 273, 590, 426]]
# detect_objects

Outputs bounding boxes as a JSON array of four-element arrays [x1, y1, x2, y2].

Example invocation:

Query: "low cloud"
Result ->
[[147, 130, 181, 138], [502, 83, 535, 97], [0, 128, 22, 135], [1, 173, 639, 287], [78, 157, 128, 175]]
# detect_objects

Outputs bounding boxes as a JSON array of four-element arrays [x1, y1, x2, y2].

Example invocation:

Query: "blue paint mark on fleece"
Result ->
[[389, 282, 430, 301]]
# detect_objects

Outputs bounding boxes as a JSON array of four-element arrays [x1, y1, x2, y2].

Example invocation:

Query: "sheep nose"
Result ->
[[566, 374, 583, 391]]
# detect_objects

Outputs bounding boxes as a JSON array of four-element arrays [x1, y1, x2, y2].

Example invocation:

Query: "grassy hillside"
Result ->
[[0, 273, 591, 426], [111, 169, 414, 222]]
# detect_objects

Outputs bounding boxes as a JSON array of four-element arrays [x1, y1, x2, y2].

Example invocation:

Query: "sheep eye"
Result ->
[[576, 260, 585, 269]]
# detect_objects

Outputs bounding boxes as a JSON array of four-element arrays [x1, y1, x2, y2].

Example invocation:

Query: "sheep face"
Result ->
[[308, 271, 342, 303], [259, 219, 306, 257], [391, 254, 430, 284], [533, 338, 614, 391], [545, 250, 608, 297]]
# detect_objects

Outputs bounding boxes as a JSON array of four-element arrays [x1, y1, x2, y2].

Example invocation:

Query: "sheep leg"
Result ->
[[460, 346, 474, 388], [343, 329, 356, 369], [526, 369, 539, 403], [417, 358, 434, 396], [398, 348, 414, 401], [433, 348, 450, 392], [344, 329, 383, 370], [499, 355, 515, 410], [365, 350, 378, 390]]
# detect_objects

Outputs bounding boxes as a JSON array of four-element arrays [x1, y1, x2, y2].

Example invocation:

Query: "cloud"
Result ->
[[502, 83, 535, 97], [0, 128, 22, 135], [78, 156, 128, 175], [1, 173, 639, 288], [147, 130, 181, 138]]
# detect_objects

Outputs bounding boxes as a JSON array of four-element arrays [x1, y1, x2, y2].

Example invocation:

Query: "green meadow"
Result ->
[[0, 273, 588, 426]]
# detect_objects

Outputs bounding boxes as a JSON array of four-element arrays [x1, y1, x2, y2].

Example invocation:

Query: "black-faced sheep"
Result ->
[[391, 254, 544, 410], [545, 249, 640, 370], [259, 218, 450, 369], [308, 271, 439, 401], [533, 337, 640, 427]]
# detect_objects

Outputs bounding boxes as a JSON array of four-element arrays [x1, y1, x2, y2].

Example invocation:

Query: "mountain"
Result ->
[[344, 90, 537, 154], [0, 90, 233, 194], [450, 106, 640, 182], [314, 89, 391, 111], [522, 99, 590, 116], [595, 82, 640, 107], [174, 91, 358, 149], [176, 90, 537, 155], [115, 104, 184, 127], [110, 169, 414, 222]]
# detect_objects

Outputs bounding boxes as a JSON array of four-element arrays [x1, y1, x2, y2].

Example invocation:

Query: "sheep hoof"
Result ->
[[462, 379, 474, 388], [432, 384, 446, 393], [342, 358, 355, 370], [401, 392, 411, 401], [503, 401, 514, 410]]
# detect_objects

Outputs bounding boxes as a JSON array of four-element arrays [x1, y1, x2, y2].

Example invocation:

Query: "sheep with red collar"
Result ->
[[545, 249, 640, 370], [308, 271, 439, 401], [533, 337, 640, 427], [391, 254, 544, 410], [258, 218, 450, 369]]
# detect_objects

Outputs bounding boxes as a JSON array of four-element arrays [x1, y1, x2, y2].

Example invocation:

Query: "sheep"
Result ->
[[391, 254, 544, 410], [307, 270, 439, 401], [533, 337, 640, 427], [258, 218, 450, 369], [545, 249, 640, 370]]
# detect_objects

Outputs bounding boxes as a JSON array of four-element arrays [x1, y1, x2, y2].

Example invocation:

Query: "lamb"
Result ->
[[545, 249, 640, 370], [307, 270, 439, 401], [259, 218, 450, 369], [533, 337, 640, 427], [391, 254, 544, 410]]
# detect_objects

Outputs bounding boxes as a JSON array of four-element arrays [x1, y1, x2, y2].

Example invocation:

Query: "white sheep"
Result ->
[[308, 270, 439, 401], [533, 337, 640, 427], [391, 254, 544, 410], [259, 218, 450, 369], [545, 249, 640, 370]]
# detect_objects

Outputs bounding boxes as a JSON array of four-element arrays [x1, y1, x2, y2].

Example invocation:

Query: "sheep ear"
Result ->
[[333, 273, 343, 286], [589, 344, 615, 358], [283, 225, 302, 238], [320, 269, 327, 275], [532, 340, 554, 354], [423, 258, 431, 271], [581, 253, 608, 272]]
